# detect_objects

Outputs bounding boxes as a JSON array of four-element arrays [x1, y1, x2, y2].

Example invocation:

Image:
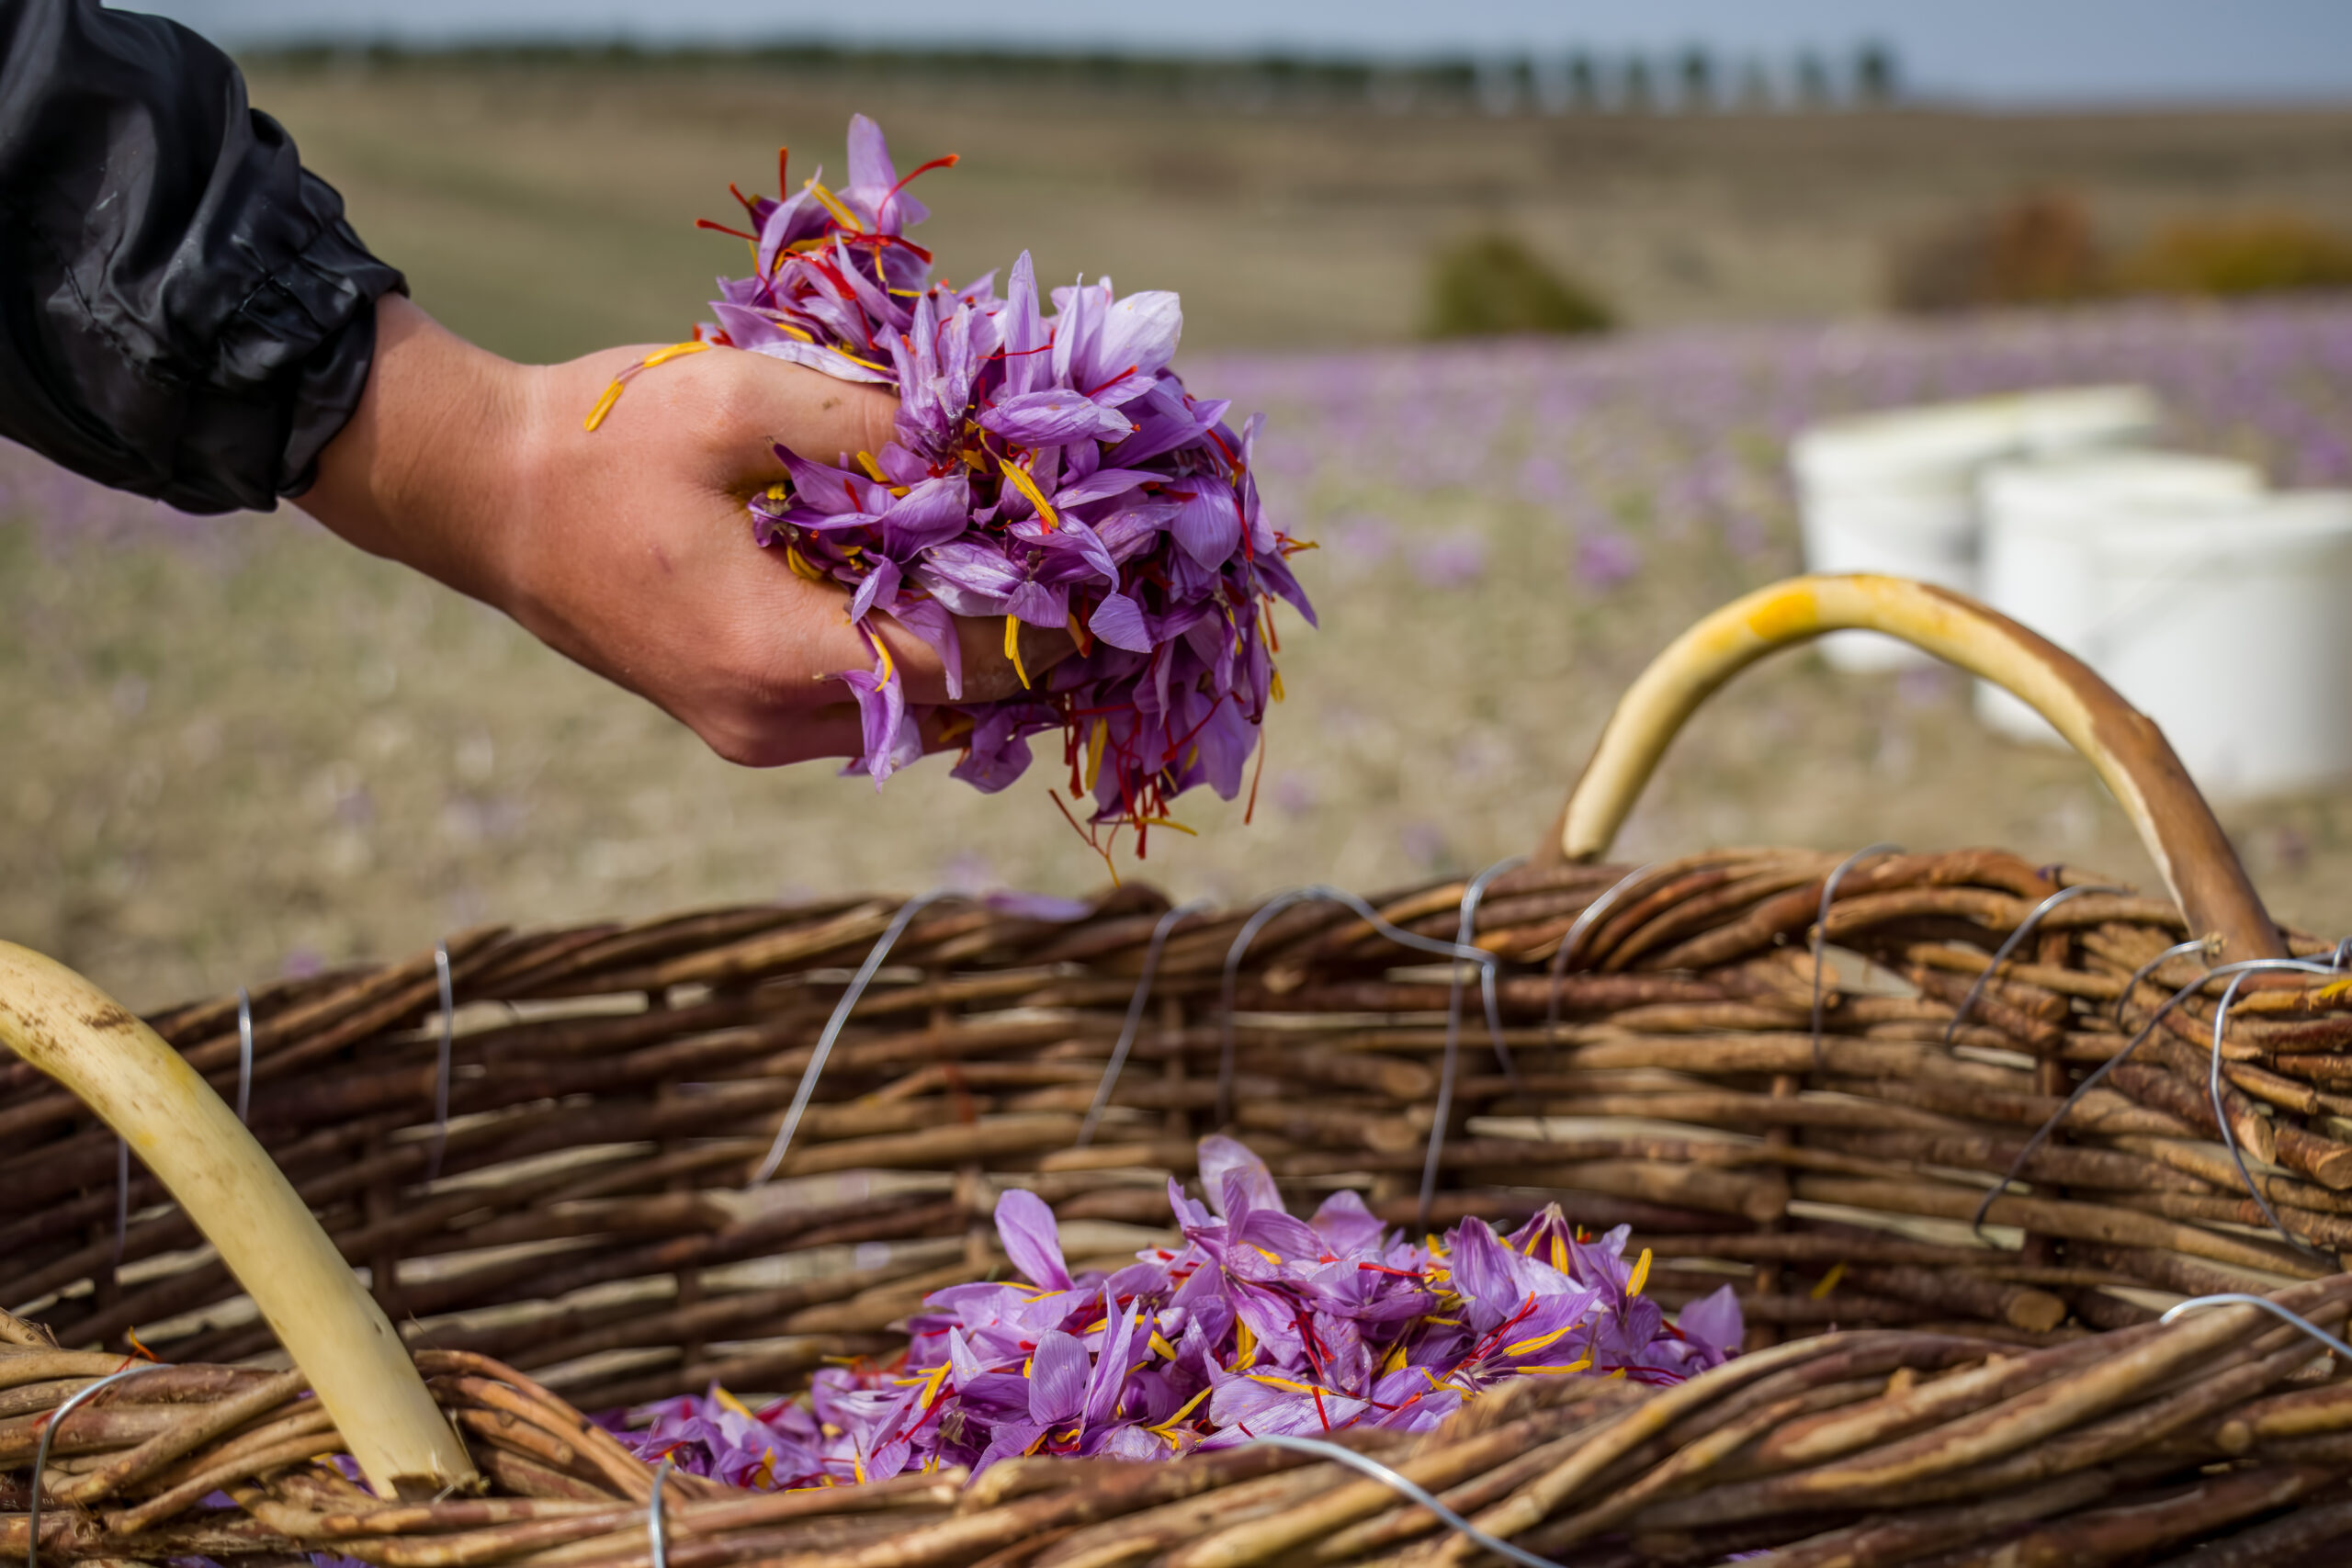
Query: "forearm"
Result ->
[[0, 0, 401, 513], [295, 295, 534, 610]]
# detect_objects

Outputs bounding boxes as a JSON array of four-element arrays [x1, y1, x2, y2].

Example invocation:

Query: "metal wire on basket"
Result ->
[[1943, 881, 2126, 1046], [1246, 1435, 1565, 1568], [747, 891, 963, 1190], [1974, 953, 2346, 1248], [233, 984, 254, 1124], [1811, 844, 1902, 1072], [28, 1364, 164, 1568], [645, 1456, 673, 1568], [1077, 898, 1215, 1146], [1215, 886, 1510, 1130], [1420, 856, 1527, 1235], [1543, 862, 1657, 1029], [2161, 1292, 2352, 1359], [425, 941, 456, 1183]]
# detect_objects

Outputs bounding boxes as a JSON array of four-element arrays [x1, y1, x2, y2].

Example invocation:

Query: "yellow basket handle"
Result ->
[[0, 942, 479, 1500], [1538, 573, 2286, 963]]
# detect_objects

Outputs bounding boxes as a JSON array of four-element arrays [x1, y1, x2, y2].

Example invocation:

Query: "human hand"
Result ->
[[298, 295, 1067, 765]]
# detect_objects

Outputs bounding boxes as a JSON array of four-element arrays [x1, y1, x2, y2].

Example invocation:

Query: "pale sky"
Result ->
[[128, 1, 2352, 107]]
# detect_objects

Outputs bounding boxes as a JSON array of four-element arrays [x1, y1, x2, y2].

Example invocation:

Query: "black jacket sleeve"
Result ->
[[0, 0, 404, 513]]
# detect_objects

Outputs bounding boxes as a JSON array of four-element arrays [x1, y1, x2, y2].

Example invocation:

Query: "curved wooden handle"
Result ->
[[1539, 574, 2284, 963], [0, 942, 479, 1501]]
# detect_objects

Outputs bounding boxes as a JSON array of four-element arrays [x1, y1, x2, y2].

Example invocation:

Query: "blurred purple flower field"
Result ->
[[6, 299, 2352, 1007]]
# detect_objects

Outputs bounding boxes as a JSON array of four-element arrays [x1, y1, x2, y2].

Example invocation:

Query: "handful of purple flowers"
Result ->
[[605, 1136, 1741, 1490], [692, 116, 1313, 852]]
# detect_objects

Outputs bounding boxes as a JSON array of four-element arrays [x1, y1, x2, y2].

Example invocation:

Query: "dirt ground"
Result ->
[[7, 62, 2352, 1010]]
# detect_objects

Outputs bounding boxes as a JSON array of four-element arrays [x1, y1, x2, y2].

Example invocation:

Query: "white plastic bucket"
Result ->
[[1792, 386, 2160, 671], [1974, 452, 2265, 744], [2089, 491, 2352, 798]]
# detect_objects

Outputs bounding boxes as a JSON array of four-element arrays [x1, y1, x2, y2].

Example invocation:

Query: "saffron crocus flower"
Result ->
[[601, 1135, 1740, 1487], [699, 117, 1312, 846]]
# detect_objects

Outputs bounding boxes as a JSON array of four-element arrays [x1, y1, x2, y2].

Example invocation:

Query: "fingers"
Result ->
[[716, 353, 900, 477], [948, 615, 1079, 703], [696, 698, 869, 769], [729, 554, 1080, 707]]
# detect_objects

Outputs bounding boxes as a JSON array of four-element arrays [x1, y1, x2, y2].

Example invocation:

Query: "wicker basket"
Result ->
[[8, 573, 2352, 1565]]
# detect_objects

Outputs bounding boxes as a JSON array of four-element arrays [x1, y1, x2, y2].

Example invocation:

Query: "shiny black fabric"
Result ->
[[0, 0, 403, 513]]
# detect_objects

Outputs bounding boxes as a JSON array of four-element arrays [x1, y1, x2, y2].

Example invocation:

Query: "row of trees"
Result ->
[[1469, 44, 1900, 115], [276, 40, 1903, 114]]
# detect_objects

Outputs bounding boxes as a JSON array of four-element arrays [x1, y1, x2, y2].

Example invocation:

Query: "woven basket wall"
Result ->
[[8, 574, 2352, 1565]]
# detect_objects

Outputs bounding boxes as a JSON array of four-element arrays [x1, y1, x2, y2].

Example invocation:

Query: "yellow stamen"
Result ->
[[1234, 1319, 1258, 1370], [1269, 669, 1285, 703], [1005, 615, 1032, 689], [1552, 1235, 1569, 1272], [1149, 818, 1198, 838], [1504, 1323, 1577, 1358], [641, 340, 711, 370], [582, 341, 710, 431], [1084, 719, 1108, 793], [874, 637, 896, 685], [1518, 1356, 1595, 1376], [1000, 461, 1060, 530], [1147, 1386, 1212, 1441], [712, 1386, 755, 1417], [805, 177, 864, 231], [854, 450, 889, 483], [1251, 1246, 1283, 1266], [582, 379, 626, 433], [831, 348, 895, 376], [1811, 1260, 1848, 1301], [1148, 1330, 1180, 1361], [1244, 1373, 1317, 1395], [785, 546, 828, 583], [1380, 1338, 1411, 1376], [1627, 1247, 1653, 1299]]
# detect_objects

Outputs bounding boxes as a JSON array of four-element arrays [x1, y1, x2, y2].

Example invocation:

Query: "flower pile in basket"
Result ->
[[602, 1137, 1741, 1488], [680, 115, 1315, 852]]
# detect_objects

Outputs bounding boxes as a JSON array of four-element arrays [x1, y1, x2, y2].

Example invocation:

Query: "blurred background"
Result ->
[[7, 1, 2352, 1008]]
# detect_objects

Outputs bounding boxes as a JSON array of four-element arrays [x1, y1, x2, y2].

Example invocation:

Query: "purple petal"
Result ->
[[1001, 252, 1050, 399], [848, 557, 901, 622], [1027, 1330, 1088, 1425], [880, 475, 973, 557], [882, 594, 964, 702], [1092, 291, 1183, 384], [978, 389, 1136, 446], [996, 1188, 1073, 1292], [1055, 468, 1158, 507], [1170, 487, 1242, 569], [1088, 592, 1154, 653], [1198, 1135, 1282, 1222], [743, 337, 899, 387], [1676, 1285, 1745, 1361], [1004, 579, 1068, 627]]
